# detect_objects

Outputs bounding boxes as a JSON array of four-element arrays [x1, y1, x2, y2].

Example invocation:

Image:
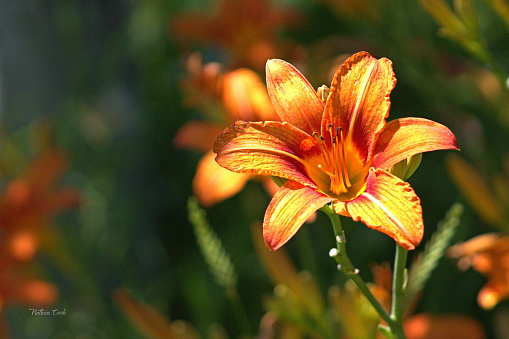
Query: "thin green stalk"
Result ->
[[321, 205, 405, 338], [391, 245, 408, 332], [226, 288, 252, 336]]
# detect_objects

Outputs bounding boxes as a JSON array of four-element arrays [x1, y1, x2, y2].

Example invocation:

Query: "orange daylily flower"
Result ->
[[175, 57, 279, 207], [214, 51, 459, 250], [449, 233, 509, 310], [0, 145, 79, 336]]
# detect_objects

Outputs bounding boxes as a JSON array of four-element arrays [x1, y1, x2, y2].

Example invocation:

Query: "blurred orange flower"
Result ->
[[175, 56, 279, 207], [214, 51, 459, 250], [370, 263, 486, 339], [170, 0, 302, 70], [114, 289, 200, 339], [0, 146, 79, 329], [449, 233, 509, 310], [404, 313, 485, 339]]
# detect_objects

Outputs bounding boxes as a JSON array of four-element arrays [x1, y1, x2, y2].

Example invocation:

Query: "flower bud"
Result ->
[[317, 85, 330, 106], [389, 153, 422, 181]]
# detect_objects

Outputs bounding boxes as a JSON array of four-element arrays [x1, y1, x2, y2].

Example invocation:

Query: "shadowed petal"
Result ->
[[266, 59, 323, 134], [404, 314, 486, 339], [373, 118, 459, 170], [264, 181, 334, 250], [174, 121, 225, 152], [323, 52, 396, 165], [222, 68, 278, 122], [193, 151, 250, 207], [214, 120, 320, 187], [344, 169, 423, 250], [446, 154, 504, 226]]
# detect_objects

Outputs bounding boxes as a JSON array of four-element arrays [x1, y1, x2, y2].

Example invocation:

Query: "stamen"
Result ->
[[312, 125, 353, 196], [317, 164, 334, 177], [338, 127, 352, 189]]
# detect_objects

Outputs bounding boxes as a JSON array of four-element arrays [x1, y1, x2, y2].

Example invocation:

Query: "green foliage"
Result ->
[[404, 202, 464, 310], [188, 196, 237, 290]]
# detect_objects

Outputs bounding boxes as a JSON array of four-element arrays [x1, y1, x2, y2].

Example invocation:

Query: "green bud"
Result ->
[[389, 153, 422, 181], [404, 153, 422, 180]]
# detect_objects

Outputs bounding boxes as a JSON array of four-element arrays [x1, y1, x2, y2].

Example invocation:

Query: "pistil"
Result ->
[[312, 125, 352, 196]]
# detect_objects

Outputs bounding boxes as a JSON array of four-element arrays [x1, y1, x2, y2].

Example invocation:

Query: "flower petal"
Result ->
[[446, 154, 504, 226], [343, 169, 423, 250], [404, 314, 485, 339], [264, 181, 334, 250], [222, 68, 278, 122], [193, 151, 250, 207], [323, 52, 396, 165], [214, 120, 320, 188], [373, 117, 459, 170], [266, 59, 323, 134], [174, 121, 225, 152]]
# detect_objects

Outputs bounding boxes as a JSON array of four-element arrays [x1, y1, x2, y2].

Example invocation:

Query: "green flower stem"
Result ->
[[390, 244, 408, 335], [226, 287, 252, 336], [321, 204, 406, 339]]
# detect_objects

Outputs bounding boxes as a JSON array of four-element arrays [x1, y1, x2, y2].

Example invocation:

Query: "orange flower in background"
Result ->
[[214, 51, 459, 250], [170, 0, 302, 70], [449, 233, 509, 310], [175, 56, 279, 207], [0, 148, 79, 263], [370, 263, 486, 339], [0, 146, 79, 324]]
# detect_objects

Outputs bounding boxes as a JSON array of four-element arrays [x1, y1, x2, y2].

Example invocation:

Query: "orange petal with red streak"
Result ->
[[264, 181, 334, 250], [266, 59, 323, 134], [214, 120, 320, 188], [344, 168, 423, 250], [323, 52, 396, 165], [374, 117, 459, 170]]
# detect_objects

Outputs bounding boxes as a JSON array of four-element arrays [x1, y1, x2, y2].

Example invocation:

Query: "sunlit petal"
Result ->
[[214, 120, 320, 187], [344, 169, 423, 250], [374, 117, 459, 170], [193, 151, 250, 207], [323, 52, 396, 165], [266, 59, 323, 134], [264, 181, 334, 250]]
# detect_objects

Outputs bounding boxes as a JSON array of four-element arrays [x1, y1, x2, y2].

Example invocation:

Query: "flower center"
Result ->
[[308, 124, 368, 201], [312, 124, 352, 195]]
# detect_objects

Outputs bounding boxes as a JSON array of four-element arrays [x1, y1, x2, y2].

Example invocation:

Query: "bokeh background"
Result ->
[[1, 0, 508, 338]]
